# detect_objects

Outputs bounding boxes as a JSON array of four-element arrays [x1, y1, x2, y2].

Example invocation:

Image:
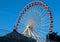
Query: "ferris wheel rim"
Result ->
[[14, 1, 53, 33]]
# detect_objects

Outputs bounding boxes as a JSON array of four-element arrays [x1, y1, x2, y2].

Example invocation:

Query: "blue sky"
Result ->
[[0, 0, 60, 35]]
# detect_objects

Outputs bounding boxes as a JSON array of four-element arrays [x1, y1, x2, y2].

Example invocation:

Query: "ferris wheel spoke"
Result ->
[[41, 14, 49, 20], [40, 24, 49, 27], [33, 30, 44, 42], [18, 28, 24, 31], [41, 22, 49, 24], [34, 12, 49, 24], [39, 9, 46, 17], [40, 15, 49, 20], [40, 19, 48, 23], [40, 20, 49, 24], [41, 17, 49, 22], [41, 19, 49, 23], [39, 10, 49, 21], [19, 21, 26, 26], [40, 12, 48, 18], [35, 30, 45, 41], [37, 22, 49, 27], [32, 6, 45, 17], [30, 31, 36, 38], [36, 27, 48, 31], [37, 26, 49, 29], [40, 10, 47, 17], [39, 18, 48, 24], [30, 30, 39, 40], [30, 29, 42, 42], [40, 23, 49, 26], [41, 23, 49, 25], [33, 31, 42, 42]]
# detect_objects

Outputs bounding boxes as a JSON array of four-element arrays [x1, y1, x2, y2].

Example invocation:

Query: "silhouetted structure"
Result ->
[[0, 29, 36, 42], [0, 29, 60, 42], [46, 32, 60, 42]]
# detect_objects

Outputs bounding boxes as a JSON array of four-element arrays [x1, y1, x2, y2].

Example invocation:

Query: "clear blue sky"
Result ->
[[0, 0, 60, 35]]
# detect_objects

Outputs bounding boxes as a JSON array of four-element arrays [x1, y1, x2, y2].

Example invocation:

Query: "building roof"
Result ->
[[0, 29, 36, 42]]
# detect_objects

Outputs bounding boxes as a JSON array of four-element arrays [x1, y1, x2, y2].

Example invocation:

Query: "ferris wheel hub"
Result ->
[[26, 24, 33, 29]]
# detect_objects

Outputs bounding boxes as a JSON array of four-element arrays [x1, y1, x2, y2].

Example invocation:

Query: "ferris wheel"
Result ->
[[14, 1, 53, 42]]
